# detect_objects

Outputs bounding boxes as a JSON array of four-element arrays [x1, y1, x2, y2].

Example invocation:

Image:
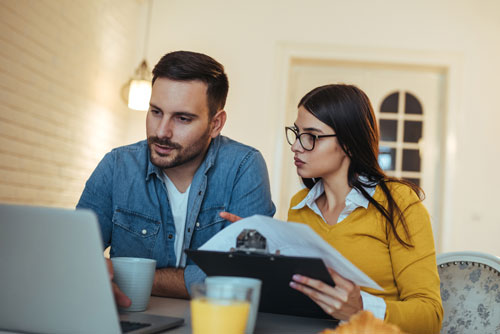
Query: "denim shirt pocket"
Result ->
[[110, 208, 160, 259], [190, 206, 227, 250]]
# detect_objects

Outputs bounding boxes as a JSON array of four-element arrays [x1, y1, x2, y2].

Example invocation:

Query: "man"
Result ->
[[77, 51, 275, 304]]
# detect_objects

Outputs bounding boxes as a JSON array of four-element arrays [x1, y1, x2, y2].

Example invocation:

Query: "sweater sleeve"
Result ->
[[384, 186, 443, 334]]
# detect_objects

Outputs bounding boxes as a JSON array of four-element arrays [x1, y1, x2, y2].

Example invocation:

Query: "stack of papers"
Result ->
[[199, 215, 382, 290]]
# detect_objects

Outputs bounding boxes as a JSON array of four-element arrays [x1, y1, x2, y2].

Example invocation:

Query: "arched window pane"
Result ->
[[378, 146, 396, 171], [402, 149, 421, 172], [403, 120, 422, 143], [405, 93, 422, 115], [380, 119, 398, 142], [380, 92, 399, 113]]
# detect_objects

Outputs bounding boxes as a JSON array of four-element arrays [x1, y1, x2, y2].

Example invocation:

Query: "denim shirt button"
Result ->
[[168, 234, 173, 239], [141, 229, 147, 235], [196, 222, 200, 227]]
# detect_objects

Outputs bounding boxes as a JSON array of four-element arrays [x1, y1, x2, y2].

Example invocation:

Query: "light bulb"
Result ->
[[128, 79, 151, 111]]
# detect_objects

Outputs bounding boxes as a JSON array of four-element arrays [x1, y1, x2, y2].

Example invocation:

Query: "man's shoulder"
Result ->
[[206, 136, 265, 176], [102, 140, 149, 169], [109, 140, 148, 155], [216, 136, 259, 154]]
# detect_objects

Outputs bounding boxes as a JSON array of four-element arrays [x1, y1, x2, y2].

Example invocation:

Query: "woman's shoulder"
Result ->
[[289, 188, 310, 207], [386, 180, 417, 194], [375, 180, 421, 206]]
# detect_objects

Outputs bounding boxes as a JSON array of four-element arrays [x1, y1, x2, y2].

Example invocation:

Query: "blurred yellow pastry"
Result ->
[[320, 311, 405, 334]]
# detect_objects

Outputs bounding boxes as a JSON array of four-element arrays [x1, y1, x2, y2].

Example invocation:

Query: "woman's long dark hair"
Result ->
[[299, 84, 423, 248]]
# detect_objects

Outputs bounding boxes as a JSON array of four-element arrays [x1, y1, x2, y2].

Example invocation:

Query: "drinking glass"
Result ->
[[190, 283, 252, 334]]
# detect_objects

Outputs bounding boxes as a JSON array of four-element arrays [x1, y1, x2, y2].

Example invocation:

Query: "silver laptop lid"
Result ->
[[0, 204, 121, 334]]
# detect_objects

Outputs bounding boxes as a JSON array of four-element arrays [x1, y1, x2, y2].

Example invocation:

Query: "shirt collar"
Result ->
[[145, 135, 221, 181], [292, 180, 324, 210], [291, 176, 377, 211]]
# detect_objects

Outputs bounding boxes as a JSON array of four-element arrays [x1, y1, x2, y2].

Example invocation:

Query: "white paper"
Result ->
[[199, 215, 382, 290]]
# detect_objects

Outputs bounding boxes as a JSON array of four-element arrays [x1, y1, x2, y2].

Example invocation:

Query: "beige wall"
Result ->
[[142, 0, 500, 255], [0, 0, 145, 207]]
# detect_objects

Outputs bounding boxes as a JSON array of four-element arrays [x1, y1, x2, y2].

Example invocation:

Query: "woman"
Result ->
[[221, 84, 443, 334]]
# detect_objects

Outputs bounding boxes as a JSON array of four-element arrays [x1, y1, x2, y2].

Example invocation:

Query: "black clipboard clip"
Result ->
[[229, 229, 281, 255]]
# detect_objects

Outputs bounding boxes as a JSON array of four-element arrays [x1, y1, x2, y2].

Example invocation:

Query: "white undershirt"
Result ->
[[162, 172, 190, 267]]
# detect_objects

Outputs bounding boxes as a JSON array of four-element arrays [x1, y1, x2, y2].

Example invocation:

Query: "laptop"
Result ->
[[0, 204, 184, 334]]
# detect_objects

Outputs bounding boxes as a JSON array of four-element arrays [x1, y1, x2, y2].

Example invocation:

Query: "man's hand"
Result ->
[[106, 258, 132, 308], [219, 211, 242, 223]]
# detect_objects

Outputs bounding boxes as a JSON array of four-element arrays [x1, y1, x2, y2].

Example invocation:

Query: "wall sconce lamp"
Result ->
[[125, 60, 152, 111], [122, 0, 153, 111]]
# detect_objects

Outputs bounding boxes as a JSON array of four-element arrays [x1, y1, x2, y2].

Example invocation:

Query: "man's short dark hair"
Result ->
[[152, 51, 229, 117]]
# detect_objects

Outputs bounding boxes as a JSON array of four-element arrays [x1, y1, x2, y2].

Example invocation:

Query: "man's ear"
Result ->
[[209, 110, 227, 138]]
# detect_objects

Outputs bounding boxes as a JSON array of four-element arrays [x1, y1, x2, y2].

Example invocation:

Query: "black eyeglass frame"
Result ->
[[285, 126, 337, 151]]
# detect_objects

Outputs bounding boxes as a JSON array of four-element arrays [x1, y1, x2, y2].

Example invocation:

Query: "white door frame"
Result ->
[[270, 42, 463, 253]]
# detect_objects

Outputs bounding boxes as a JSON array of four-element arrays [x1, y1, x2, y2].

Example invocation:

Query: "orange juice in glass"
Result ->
[[190, 283, 252, 334]]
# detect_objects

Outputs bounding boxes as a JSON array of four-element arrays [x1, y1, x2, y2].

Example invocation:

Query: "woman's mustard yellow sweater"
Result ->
[[287, 182, 443, 334]]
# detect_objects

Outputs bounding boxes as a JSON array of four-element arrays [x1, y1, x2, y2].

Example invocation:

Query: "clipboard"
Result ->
[[185, 249, 340, 321]]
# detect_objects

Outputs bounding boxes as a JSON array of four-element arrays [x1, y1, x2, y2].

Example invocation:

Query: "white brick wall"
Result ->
[[0, 0, 144, 207]]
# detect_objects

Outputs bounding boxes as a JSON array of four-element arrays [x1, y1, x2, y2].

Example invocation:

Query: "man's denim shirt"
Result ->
[[77, 135, 276, 293]]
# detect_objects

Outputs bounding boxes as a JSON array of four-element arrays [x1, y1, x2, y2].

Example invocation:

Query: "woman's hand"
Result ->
[[289, 267, 363, 320], [219, 211, 242, 223]]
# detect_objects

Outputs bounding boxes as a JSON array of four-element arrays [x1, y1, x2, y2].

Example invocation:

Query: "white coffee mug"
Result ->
[[111, 257, 156, 312], [205, 276, 262, 333]]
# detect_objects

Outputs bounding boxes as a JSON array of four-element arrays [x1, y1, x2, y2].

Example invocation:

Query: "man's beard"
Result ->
[[147, 127, 211, 170]]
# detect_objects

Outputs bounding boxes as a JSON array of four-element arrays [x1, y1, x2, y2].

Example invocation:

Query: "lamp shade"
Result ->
[[128, 79, 151, 111]]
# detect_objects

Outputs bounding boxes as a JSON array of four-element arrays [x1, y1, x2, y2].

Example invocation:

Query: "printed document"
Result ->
[[199, 215, 382, 290]]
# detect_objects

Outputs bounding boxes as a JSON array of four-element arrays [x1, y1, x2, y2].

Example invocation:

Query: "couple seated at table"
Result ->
[[77, 50, 443, 334]]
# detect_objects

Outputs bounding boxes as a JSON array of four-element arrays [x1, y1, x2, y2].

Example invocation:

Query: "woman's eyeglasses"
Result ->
[[285, 126, 337, 151]]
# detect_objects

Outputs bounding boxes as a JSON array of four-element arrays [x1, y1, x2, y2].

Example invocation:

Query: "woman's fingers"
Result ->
[[290, 280, 339, 307], [290, 275, 342, 308], [311, 293, 360, 320], [292, 274, 345, 301], [290, 272, 362, 320], [290, 280, 354, 320], [292, 271, 357, 300], [312, 298, 338, 318], [219, 211, 242, 223], [328, 267, 352, 288], [327, 268, 358, 297]]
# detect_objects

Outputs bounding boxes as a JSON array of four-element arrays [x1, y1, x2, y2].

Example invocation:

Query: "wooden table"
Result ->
[[145, 296, 338, 333]]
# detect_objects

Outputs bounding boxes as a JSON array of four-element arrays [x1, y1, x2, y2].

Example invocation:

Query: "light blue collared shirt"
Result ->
[[291, 178, 386, 320], [77, 135, 276, 294]]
